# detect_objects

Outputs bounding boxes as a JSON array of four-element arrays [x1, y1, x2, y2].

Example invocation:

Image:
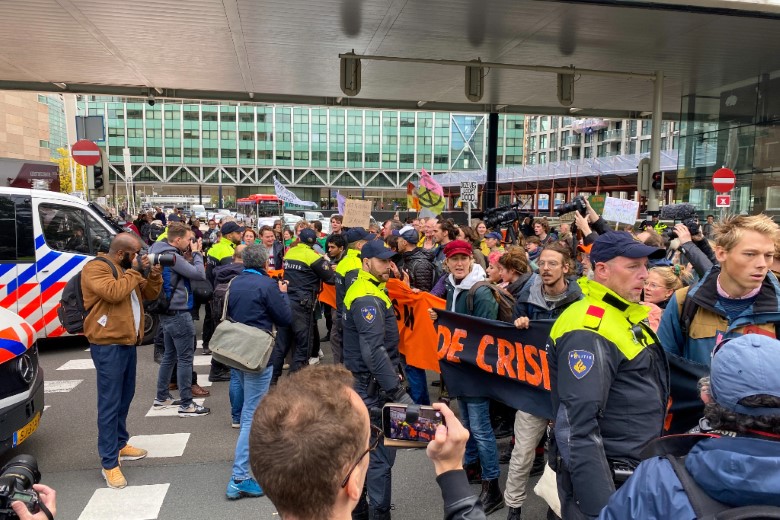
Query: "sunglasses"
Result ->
[[340, 425, 383, 488]]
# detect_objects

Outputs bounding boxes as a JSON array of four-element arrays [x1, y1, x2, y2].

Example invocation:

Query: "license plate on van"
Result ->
[[12, 412, 40, 448]]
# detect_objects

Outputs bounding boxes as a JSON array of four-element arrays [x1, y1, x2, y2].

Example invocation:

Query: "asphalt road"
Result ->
[[1, 319, 551, 520]]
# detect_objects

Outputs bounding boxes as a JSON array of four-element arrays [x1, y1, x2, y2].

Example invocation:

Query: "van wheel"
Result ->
[[143, 312, 159, 345]]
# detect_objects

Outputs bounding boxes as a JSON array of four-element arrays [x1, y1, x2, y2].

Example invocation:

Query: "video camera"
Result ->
[[555, 195, 588, 217], [659, 203, 701, 240], [482, 203, 529, 231], [0, 455, 46, 520]]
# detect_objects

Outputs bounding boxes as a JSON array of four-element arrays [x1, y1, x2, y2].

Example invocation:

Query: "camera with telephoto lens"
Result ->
[[147, 252, 177, 267], [483, 202, 528, 230], [201, 237, 215, 250], [663, 218, 701, 241], [0, 455, 41, 519], [555, 195, 588, 217]]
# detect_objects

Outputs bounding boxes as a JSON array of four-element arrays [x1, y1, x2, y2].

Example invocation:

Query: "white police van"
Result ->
[[0, 306, 44, 454], [0, 188, 158, 344]]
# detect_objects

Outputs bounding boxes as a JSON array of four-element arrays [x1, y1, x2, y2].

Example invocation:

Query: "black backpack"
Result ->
[[466, 281, 515, 323], [146, 268, 182, 315], [57, 257, 118, 334], [644, 434, 780, 520]]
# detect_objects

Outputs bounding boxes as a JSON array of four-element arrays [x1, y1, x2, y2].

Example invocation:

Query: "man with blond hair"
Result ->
[[658, 214, 780, 365]]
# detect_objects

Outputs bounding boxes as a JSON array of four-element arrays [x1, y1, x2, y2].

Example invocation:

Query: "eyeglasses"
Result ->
[[340, 425, 383, 488]]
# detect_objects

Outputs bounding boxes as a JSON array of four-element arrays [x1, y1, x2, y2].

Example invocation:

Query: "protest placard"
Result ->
[[601, 196, 640, 225], [342, 199, 373, 228]]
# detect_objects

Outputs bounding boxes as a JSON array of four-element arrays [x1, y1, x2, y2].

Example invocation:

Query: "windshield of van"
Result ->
[[89, 202, 125, 233]]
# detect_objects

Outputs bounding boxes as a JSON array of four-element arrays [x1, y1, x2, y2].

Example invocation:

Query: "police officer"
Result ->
[[272, 228, 334, 378], [204, 221, 243, 381], [548, 232, 670, 520], [333, 227, 376, 363], [343, 239, 413, 520]]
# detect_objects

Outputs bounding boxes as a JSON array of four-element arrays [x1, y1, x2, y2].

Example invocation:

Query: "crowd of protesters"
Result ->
[[62, 198, 780, 520]]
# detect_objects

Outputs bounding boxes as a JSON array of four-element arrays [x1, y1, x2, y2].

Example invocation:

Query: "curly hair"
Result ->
[[498, 245, 529, 275], [704, 394, 780, 435]]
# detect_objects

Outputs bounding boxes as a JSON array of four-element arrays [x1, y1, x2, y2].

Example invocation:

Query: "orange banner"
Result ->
[[267, 269, 284, 279], [386, 279, 446, 373], [319, 283, 336, 308]]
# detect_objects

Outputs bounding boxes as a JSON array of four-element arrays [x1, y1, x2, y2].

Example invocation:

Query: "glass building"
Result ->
[[677, 73, 780, 218], [77, 97, 524, 206]]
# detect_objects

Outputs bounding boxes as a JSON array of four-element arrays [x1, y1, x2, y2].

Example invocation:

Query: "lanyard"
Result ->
[[244, 268, 266, 276]]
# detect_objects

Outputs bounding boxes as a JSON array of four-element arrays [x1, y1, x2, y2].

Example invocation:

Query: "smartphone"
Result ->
[[381, 404, 444, 448]]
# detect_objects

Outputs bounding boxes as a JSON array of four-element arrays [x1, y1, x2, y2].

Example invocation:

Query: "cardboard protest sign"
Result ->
[[343, 199, 373, 228], [601, 197, 640, 225]]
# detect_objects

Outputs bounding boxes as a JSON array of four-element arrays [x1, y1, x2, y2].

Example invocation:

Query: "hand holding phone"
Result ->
[[382, 403, 444, 448], [426, 402, 470, 476]]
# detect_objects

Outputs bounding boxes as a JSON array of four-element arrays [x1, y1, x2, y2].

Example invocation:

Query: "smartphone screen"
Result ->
[[382, 404, 444, 447]]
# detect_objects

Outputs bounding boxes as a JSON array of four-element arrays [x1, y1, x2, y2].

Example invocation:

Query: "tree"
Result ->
[[52, 147, 87, 194]]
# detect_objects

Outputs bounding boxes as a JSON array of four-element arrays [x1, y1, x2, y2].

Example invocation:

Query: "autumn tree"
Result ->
[[52, 147, 86, 193]]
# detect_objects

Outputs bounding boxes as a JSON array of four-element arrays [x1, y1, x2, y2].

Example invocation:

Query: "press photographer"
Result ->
[[0, 455, 56, 520]]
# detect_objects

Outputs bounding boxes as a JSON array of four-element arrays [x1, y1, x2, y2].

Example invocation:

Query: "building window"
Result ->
[[39, 140, 49, 148], [640, 140, 651, 153]]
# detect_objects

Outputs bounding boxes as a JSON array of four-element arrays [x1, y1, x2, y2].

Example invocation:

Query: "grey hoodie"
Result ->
[[148, 240, 206, 311]]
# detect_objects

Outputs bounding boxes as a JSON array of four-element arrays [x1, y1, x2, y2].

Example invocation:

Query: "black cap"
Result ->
[[220, 221, 244, 235], [344, 227, 376, 243], [359, 240, 395, 260], [590, 232, 665, 264], [298, 228, 318, 246]]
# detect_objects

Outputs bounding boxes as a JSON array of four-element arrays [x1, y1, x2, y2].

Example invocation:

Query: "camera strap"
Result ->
[[39, 501, 54, 520]]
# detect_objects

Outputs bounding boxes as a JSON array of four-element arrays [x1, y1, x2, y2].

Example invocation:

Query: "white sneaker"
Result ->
[[318, 349, 324, 358], [308, 357, 320, 365], [282, 363, 290, 370], [178, 403, 210, 417]]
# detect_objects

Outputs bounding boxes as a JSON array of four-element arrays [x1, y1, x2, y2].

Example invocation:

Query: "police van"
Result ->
[[0, 306, 44, 454], [0, 187, 158, 344]]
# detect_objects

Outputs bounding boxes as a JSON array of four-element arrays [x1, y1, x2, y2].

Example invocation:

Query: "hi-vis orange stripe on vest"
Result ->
[[386, 279, 445, 373]]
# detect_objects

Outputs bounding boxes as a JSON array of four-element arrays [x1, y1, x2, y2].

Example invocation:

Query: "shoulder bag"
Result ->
[[210, 277, 275, 372]]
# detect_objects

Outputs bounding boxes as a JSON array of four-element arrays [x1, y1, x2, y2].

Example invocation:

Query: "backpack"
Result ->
[[146, 268, 181, 315], [210, 280, 230, 324], [466, 281, 515, 323], [57, 257, 118, 334], [645, 434, 780, 520]]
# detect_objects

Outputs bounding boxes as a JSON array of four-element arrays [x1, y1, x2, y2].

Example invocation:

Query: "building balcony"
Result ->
[[602, 129, 623, 142], [562, 135, 581, 147]]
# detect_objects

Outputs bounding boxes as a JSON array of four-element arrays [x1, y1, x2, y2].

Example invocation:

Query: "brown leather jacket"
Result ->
[[81, 253, 162, 346]]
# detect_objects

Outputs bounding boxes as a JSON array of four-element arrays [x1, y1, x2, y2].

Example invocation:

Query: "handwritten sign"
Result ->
[[601, 197, 640, 225], [588, 194, 606, 215], [342, 199, 373, 228]]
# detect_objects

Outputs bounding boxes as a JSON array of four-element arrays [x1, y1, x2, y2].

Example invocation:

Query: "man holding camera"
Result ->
[[149, 222, 210, 418], [250, 365, 486, 520], [82, 233, 163, 489], [343, 240, 414, 520]]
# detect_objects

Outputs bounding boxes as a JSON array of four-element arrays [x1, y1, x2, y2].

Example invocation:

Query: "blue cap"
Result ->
[[484, 231, 503, 241], [590, 231, 664, 264], [711, 334, 780, 416], [298, 228, 318, 246], [344, 227, 376, 243], [360, 240, 395, 260], [392, 225, 419, 244]]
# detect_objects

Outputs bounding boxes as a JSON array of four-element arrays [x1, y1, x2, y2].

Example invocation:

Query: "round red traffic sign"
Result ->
[[712, 168, 736, 194], [71, 140, 101, 167]]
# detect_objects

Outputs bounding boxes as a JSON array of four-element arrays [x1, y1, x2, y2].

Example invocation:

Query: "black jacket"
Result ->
[[439, 470, 486, 520], [402, 247, 436, 292]]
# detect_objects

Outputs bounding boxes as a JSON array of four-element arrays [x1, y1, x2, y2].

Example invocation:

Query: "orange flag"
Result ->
[[386, 279, 446, 373], [267, 269, 284, 279], [319, 283, 337, 308]]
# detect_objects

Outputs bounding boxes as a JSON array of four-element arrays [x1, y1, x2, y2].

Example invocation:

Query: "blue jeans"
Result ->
[[405, 365, 431, 405], [229, 368, 244, 424], [231, 366, 273, 481], [90, 344, 136, 469], [156, 312, 196, 406], [459, 397, 500, 480]]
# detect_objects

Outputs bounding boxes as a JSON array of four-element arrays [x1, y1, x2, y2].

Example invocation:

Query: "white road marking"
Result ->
[[57, 359, 95, 370], [44, 380, 83, 393], [78, 483, 169, 520], [127, 433, 190, 458]]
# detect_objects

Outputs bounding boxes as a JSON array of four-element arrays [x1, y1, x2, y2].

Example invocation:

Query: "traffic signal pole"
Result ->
[[648, 70, 663, 213]]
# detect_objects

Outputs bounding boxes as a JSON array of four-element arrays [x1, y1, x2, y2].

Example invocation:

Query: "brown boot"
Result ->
[[191, 384, 210, 397], [169, 383, 178, 391]]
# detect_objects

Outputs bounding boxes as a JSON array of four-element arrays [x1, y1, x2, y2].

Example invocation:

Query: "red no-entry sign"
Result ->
[[712, 168, 736, 194], [71, 140, 101, 167]]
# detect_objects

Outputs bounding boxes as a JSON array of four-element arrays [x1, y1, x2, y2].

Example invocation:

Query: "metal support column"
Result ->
[[648, 70, 663, 213], [484, 112, 499, 210]]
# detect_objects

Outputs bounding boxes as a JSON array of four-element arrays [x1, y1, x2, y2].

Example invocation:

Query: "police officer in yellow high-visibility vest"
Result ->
[[547, 232, 669, 520], [271, 228, 334, 380], [332, 227, 375, 363], [342, 239, 412, 520]]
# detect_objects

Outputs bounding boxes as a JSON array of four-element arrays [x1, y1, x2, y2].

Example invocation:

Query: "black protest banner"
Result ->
[[436, 310, 555, 419], [666, 353, 709, 434]]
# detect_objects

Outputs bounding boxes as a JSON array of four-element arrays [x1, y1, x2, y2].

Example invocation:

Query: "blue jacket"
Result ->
[[599, 435, 780, 519], [226, 270, 292, 332], [657, 266, 780, 365]]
